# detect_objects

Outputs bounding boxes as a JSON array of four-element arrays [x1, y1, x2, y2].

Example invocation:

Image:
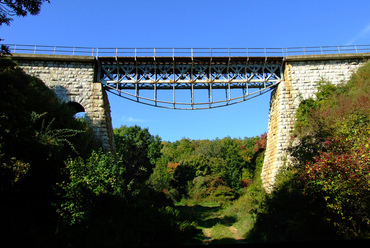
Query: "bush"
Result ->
[[188, 175, 235, 203], [297, 135, 370, 239], [248, 61, 370, 242]]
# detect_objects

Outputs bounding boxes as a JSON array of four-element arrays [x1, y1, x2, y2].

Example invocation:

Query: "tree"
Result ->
[[0, 0, 50, 26], [148, 155, 172, 193], [113, 125, 162, 182], [1, 0, 50, 54]]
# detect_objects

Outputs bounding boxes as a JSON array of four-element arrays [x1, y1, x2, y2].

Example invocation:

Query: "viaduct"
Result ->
[[8, 45, 370, 192]]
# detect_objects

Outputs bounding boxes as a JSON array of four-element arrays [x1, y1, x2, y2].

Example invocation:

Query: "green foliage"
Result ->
[[0, 57, 93, 186], [57, 149, 201, 247], [152, 135, 262, 203], [0, 57, 96, 246], [148, 155, 172, 192], [249, 61, 370, 242], [188, 175, 234, 203], [114, 125, 162, 182], [57, 150, 124, 225]]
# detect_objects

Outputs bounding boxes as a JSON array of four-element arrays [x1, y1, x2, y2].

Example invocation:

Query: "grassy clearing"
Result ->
[[176, 200, 253, 244]]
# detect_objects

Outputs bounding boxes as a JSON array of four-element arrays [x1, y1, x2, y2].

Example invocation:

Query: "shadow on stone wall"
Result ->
[[52, 85, 114, 153]]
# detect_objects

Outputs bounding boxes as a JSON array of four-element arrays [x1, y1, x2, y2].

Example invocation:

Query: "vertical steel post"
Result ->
[[154, 50, 157, 106], [116, 54, 119, 90], [191, 83, 194, 109], [135, 50, 139, 102], [173, 49, 175, 108], [227, 48, 231, 103]]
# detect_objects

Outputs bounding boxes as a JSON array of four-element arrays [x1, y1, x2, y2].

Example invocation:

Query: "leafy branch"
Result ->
[[31, 111, 84, 154]]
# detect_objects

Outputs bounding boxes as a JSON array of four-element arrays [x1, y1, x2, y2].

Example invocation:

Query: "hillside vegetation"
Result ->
[[1, 56, 370, 246], [246, 60, 370, 241]]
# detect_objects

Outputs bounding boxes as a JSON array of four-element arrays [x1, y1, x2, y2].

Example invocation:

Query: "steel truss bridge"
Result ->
[[6, 44, 370, 109], [98, 55, 283, 109]]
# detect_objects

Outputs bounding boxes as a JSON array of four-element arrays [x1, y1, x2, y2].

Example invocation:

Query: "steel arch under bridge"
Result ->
[[97, 56, 284, 110]]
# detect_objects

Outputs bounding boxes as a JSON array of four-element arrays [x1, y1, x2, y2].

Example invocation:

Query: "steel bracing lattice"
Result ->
[[98, 56, 284, 109]]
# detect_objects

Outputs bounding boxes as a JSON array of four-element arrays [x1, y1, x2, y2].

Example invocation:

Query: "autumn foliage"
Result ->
[[293, 61, 370, 239]]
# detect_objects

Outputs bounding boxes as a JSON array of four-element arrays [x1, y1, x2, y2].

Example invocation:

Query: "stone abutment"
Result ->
[[13, 54, 115, 153]]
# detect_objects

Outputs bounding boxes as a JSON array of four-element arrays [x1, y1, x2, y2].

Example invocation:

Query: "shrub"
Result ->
[[298, 136, 370, 239], [188, 175, 234, 203], [289, 61, 370, 239]]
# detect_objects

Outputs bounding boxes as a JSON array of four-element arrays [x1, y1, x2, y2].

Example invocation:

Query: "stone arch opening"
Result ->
[[66, 102, 85, 118]]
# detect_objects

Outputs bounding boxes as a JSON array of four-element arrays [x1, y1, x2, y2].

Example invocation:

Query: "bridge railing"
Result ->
[[285, 45, 370, 56], [95, 47, 285, 57], [4, 44, 96, 56], [3, 44, 370, 57]]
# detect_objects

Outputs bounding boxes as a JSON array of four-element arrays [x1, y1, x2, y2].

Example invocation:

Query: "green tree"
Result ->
[[113, 125, 162, 182], [171, 161, 196, 196], [57, 150, 124, 225], [148, 155, 172, 192], [219, 137, 246, 189]]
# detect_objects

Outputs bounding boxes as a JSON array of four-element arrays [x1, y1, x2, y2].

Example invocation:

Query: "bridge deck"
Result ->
[[97, 56, 284, 63]]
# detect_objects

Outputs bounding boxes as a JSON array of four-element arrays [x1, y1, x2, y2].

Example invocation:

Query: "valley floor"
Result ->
[[176, 201, 249, 245]]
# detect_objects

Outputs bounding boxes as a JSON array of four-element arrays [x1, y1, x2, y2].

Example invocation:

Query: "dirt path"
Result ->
[[229, 226, 246, 243], [203, 228, 212, 245]]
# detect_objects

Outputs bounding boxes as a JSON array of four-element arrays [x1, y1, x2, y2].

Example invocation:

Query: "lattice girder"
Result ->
[[97, 56, 284, 109]]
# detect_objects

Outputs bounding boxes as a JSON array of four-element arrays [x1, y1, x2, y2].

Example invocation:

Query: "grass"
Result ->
[[176, 200, 253, 244], [210, 223, 235, 242]]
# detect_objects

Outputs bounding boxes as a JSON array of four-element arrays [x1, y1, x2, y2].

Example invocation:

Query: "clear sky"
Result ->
[[2, 0, 370, 142]]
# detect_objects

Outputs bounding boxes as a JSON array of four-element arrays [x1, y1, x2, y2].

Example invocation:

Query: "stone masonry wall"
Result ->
[[13, 54, 115, 153], [262, 54, 369, 193]]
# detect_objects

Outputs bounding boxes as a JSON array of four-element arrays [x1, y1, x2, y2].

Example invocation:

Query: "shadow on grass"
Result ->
[[199, 215, 237, 228], [210, 238, 240, 245], [176, 204, 238, 228], [176, 203, 244, 246], [176, 204, 221, 222]]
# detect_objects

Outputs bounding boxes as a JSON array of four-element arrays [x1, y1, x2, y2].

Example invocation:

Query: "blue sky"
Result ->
[[2, 0, 370, 141]]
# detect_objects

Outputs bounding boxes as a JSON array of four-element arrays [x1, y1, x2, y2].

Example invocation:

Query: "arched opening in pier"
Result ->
[[66, 102, 85, 118]]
